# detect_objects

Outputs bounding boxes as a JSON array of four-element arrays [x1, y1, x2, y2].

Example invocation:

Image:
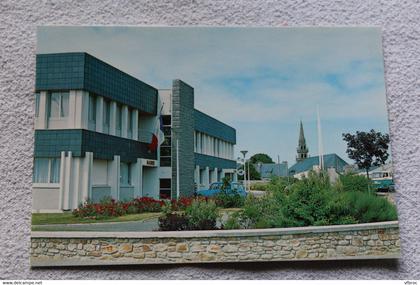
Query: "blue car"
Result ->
[[195, 182, 247, 198]]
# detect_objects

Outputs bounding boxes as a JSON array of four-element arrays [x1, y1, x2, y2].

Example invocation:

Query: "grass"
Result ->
[[32, 212, 162, 225]]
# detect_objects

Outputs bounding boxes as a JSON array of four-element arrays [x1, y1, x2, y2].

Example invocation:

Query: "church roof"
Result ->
[[288, 153, 348, 175]]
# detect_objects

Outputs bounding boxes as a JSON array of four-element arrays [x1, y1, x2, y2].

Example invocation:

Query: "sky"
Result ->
[[37, 26, 390, 166]]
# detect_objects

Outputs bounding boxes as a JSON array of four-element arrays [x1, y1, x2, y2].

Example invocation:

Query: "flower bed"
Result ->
[[73, 197, 164, 219]]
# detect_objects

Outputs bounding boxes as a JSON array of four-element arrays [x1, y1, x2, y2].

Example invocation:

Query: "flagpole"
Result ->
[[317, 105, 324, 171], [176, 138, 180, 199]]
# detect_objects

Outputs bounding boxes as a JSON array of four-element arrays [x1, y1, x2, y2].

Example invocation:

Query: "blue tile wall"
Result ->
[[35, 53, 158, 114], [34, 129, 156, 162], [195, 153, 236, 170], [194, 109, 236, 144]]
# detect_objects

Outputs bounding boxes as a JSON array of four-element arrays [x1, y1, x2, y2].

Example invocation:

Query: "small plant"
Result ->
[[339, 173, 372, 192], [185, 199, 219, 230]]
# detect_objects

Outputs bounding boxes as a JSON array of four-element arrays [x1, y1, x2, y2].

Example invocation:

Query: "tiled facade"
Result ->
[[36, 53, 157, 114]]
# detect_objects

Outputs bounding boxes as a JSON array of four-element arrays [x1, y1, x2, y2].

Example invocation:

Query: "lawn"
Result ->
[[32, 212, 162, 225]]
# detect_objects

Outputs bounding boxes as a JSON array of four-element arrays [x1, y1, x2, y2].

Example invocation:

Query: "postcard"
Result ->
[[31, 26, 399, 266]]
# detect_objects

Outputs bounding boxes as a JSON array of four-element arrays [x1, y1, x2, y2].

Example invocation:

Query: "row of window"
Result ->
[[33, 157, 132, 187], [160, 115, 171, 167], [194, 131, 234, 160]]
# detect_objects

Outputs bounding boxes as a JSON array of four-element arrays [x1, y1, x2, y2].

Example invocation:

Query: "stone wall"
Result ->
[[30, 221, 400, 267]]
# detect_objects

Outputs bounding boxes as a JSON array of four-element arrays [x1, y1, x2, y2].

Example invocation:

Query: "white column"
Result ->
[[133, 158, 143, 198], [109, 101, 117, 136], [204, 166, 210, 188], [63, 151, 72, 210], [81, 152, 93, 203], [194, 165, 200, 185], [221, 169, 226, 180], [122, 105, 128, 138], [132, 109, 139, 140], [96, 96, 104, 133], [73, 91, 89, 129], [212, 167, 218, 183], [109, 155, 120, 200], [72, 157, 81, 209], [58, 151, 66, 210], [233, 171, 238, 182], [35, 91, 48, 129], [198, 132, 202, 153]]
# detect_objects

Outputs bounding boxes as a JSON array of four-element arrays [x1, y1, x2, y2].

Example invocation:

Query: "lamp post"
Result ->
[[240, 150, 248, 191]]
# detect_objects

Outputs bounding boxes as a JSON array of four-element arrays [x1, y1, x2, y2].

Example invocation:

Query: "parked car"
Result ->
[[195, 182, 247, 198]]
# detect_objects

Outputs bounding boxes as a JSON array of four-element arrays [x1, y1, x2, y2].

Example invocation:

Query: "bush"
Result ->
[[158, 213, 189, 231], [339, 173, 372, 192], [230, 171, 398, 229], [214, 192, 245, 208], [341, 191, 398, 223], [158, 198, 220, 231], [185, 199, 219, 230]]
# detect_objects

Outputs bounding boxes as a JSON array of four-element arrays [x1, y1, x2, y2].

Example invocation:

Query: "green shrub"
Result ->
[[339, 173, 372, 192], [222, 211, 242, 230], [234, 171, 398, 229], [341, 191, 398, 223], [185, 199, 219, 230]]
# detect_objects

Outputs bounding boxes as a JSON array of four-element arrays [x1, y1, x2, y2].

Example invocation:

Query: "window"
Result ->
[[33, 158, 60, 183], [120, 162, 131, 185], [162, 115, 171, 126], [88, 94, 96, 122], [103, 99, 110, 133], [35, 93, 40, 117], [49, 92, 69, 118], [160, 157, 171, 167], [116, 104, 122, 136], [159, 179, 171, 199]]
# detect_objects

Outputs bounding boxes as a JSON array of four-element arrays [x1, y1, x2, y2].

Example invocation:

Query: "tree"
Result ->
[[238, 162, 261, 180], [250, 153, 274, 164], [342, 130, 390, 179]]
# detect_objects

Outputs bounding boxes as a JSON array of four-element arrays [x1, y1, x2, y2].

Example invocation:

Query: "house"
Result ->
[[32, 52, 237, 212]]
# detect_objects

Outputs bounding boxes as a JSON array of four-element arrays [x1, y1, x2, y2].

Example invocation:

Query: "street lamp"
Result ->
[[240, 150, 248, 191]]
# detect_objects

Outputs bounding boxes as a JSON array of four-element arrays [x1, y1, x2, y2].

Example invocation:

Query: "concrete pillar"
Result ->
[[233, 171, 238, 182], [133, 158, 143, 198], [221, 169, 226, 180], [63, 151, 72, 210], [82, 152, 93, 203], [197, 133, 202, 153], [122, 105, 128, 138], [58, 151, 66, 210], [96, 96, 104, 133], [109, 155, 120, 200], [204, 166, 210, 188], [72, 157, 81, 209], [73, 91, 89, 129], [194, 165, 200, 185], [211, 167, 218, 183], [109, 101, 117, 136], [132, 109, 139, 140], [35, 91, 48, 129]]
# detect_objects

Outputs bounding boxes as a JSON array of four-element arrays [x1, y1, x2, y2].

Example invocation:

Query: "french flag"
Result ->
[[148, 106, 165, 152]]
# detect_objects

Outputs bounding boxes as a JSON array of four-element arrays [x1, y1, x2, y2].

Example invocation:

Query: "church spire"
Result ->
[[296, 120, 309, 162]]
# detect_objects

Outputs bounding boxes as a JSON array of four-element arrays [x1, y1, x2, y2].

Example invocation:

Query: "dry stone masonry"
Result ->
[[31, 221, 400, 266]]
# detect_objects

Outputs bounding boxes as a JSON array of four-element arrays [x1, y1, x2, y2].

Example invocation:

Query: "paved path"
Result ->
[[33, 210, 237, 232], [33, 218, 160, 232]]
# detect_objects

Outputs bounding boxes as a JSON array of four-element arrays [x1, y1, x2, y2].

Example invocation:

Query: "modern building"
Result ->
[[32, 52, 237, 212], [288, 153, 348, 179], [255, 162, 289, 180]]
